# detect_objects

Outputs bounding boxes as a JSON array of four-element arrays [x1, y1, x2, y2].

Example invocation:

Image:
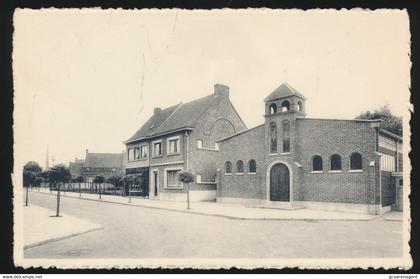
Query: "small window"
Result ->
[[269, 103, 277, 114], [350, 153, 363, 170], [168, 137, 180, 154], [269, 121, 277, 153], [297, 101, 303, 112], [128, 148, 134, 161], [281, 100, 290, 112], [248, 159, 256, 173], [134, 147, 140, 160], [312, 155, 323, 171], [215, 142, 219, 151], [197, 140, 203, 149], [236, 160, 244, 173], [153, 141, 162, 157], [166, 169, 182, 188], [330, 154, 342, 171], [140, 145, 148, 159], [196, 174, 202, 183], [282, 120, 290, 153], [225, 161, 232, 174]]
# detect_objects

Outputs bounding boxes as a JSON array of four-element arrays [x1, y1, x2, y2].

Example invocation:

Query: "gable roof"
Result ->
[[83, 153, 124, 169], [126, 94, 216, 143], [264, 83, 306, 102]]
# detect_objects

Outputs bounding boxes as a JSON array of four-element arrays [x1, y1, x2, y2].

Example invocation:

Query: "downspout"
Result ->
[[185, 131, 190, 170], [396, 140, 399, 171]]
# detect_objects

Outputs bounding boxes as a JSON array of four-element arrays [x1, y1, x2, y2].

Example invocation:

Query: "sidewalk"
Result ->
[[33, 188, 378, 221], [24, 204, 103, 249]]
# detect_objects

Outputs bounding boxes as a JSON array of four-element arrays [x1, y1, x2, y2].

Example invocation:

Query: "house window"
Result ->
[[167, 136, 180, 155], [236, 160, 244, 173], [282, 120, 290, 153], [225, 161, 232, 174], [196, 174, 202, 183], [197, 140, 203, 149], [128, 148, 134, 161], [269, 103, 277, 114], [269, 121, 277, 153], [140, 145, 148, 159], [350, 153, 363, 170], [281, 100, 290, 112], [248, 159, 256, 173], [153, 141, 162, 157], [134, 147, 140, 160], [312, 155, 323, 172], [297, 101, 303, 112], [330, 154, 342, 171], [166, 169, 182, 188]]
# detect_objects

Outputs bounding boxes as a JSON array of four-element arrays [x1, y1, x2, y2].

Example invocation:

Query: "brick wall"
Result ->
[[218, 125, 266, 199], [296, 119, 378, 204]]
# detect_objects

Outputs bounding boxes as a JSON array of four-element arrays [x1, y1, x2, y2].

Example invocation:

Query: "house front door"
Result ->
[[270, 163, 290, 202]]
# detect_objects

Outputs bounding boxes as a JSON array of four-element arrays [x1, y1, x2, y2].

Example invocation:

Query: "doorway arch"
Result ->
[[266, 161, 292, 202]]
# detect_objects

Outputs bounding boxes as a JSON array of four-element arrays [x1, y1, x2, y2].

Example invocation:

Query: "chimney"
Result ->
[[154, 107, 161, 116], [214, 84, 229, 99]]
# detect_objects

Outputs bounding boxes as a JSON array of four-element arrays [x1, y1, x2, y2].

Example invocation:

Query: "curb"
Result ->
[[33, 191, 378, 222], [24, 226, 103, 250]]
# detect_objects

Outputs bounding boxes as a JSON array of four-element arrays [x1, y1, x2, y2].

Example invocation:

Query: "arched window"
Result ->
[[312, 155, 323, 171], [330, 154, 342, 171], [248, 159, 256, 173], [297, 101, 303, 112], [236, 160, 244, 173], [350, 153, 363, 170], [269, 122, 277, 153], [225, 161, 232, 174], [281, 100, 290, 112], [282, 120, 290, 153], [269, 103, 277, 114]]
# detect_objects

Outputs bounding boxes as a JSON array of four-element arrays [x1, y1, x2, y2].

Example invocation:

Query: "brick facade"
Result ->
[[216, 83, 402, 214]]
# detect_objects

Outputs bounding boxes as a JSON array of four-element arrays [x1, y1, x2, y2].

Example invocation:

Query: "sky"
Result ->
[[13, 9, 410, 169]]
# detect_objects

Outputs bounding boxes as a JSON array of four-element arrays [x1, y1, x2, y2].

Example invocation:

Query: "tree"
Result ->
[[178, 170, 194, 210], [106, 175, 123, 195], [23, 161, 42, 206], [122, 175, 134, 203], [75, 175, 84, 197], [356, 105, 402, 136], [93, 175, 105, 199], [48, 164, 71, 217]]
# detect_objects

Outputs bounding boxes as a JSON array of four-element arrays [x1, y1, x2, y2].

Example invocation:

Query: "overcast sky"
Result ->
[[13, 9, 410, 169]]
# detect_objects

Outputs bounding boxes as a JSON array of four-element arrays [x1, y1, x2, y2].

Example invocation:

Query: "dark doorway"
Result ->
[[270, 163, 290, 202], [153, 171, 158, 197]]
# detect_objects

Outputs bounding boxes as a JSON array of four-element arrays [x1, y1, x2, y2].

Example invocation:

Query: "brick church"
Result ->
[[125, 83, 403, 215]]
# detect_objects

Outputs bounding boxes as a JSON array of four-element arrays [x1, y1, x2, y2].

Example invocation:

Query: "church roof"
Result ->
[[264, 83, 306, 102], [125, 94, 216, 143], [83, 153, 124, 169]]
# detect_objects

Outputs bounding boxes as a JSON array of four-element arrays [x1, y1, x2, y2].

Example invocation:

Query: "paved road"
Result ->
[[24, 192, 402, 258]]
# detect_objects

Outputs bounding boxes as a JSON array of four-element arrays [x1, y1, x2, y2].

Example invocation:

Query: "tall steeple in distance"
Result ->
[[46, 145, 50, 170]]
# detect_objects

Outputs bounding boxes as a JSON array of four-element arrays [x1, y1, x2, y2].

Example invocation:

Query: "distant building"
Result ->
[[124, 84, 247, 201], [68, 158, 85, 177], [80, 150, 125, 183]]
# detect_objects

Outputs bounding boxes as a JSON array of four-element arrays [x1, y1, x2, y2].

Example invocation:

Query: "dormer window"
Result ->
[[281, 100, 290, 112], [269, 103, 277, 114]]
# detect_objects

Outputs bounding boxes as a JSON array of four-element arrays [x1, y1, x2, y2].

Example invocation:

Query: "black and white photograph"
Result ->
[[12, 9, 411, 269]]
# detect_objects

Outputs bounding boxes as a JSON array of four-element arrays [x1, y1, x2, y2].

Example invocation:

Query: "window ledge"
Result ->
[[268, 153, 278, 156], [197, 182, 217, 185], [280, 152, 291, 155], [129, 158, 148, 162], [236, 173, 244, 175], [248, 172, 257, 175], [167, 153, 181, 157], [348, 170, 363, 173], [197, 147, 219, 152], [329, 170, 343, 173], [224, 173, 232, 176], [164, 186, 184, 190], [152, 155, 163, 158], [310, 171, 323, 174]]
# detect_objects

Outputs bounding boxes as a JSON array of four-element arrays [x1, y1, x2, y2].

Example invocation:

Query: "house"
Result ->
[[80, 150, 125, 183], [124, 84, 247, 201], [68, 158, 85, 177], [216, 83, 403, 215]]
